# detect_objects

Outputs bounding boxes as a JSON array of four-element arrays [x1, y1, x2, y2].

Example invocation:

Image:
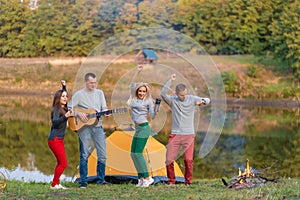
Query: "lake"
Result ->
[[0, 94, 299, 183]]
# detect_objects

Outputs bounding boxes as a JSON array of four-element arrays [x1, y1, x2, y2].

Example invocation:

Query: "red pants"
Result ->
[[166, 134, 195, 185], [48, 137, 68, 187]]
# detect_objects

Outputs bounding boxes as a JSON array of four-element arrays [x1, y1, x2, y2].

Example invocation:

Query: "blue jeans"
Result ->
[[78, 126, 106, 184]]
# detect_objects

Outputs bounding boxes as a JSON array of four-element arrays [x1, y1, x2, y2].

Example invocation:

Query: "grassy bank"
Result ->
[[1, 179, 300, 200]]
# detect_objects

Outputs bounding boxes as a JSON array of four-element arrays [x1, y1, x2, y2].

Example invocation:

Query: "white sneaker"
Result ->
[[58, 184, 67, 190], [50, 184, 67, 190], [141, 177, 154, 187], [136, 179, 143, 187]]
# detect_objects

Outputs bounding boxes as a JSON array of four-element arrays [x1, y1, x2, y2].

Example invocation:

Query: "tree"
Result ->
[[0, 0, 30, 57], [92, 0, 125, 42], [137, 0, 176, 28], [61, 0, 96, 56], [23, 0, 66, 56], [177, 0, 257, 54], [268, 1, 300, 78]]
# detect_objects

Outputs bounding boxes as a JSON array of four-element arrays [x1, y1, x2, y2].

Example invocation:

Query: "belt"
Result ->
[[135, 122, 148, 127]]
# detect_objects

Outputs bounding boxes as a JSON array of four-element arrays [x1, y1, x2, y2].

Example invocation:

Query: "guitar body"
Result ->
[[68, 108, 98, 131], [67, 116, 78, 131], [68, 107, 127, 131]]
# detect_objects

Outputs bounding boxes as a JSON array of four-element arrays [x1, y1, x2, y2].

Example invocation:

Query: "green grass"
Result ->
[[211, 55, 256, 64], [262, 81, 298, 99], [255, 57, 290, 74], [211, 55, 290, 74], [1, 179, 299, 200]]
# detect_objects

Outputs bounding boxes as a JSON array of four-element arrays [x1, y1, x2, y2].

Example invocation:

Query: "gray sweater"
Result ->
[[68, 88, 108, 126], [129, 82, 155, 123], [160, 80, 210, 135]]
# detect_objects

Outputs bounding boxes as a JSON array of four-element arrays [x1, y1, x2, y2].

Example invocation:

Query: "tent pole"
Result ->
[[146, 148, 153, 178]]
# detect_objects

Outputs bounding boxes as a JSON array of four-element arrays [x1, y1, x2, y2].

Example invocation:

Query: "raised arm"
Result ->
[[61, 80, 66, 91], [130, 64, 144, 95], [160, 74, 176, 106], [131, 64, 143, 83]]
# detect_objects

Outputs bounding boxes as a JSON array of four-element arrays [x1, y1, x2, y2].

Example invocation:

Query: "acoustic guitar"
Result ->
[[68, 107, 127, 131]]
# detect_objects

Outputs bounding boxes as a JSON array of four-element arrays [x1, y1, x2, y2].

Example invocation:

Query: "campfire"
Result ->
[[222, 159, 278, 190], [0, 171, 6, 192]]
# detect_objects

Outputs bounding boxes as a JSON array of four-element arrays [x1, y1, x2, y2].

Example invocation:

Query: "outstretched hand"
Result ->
[[104, 113, 111, 117], [61, 80, 66, 86], [196, 100, 206, 106], [65, 109, 73, 117], [171, 74, 176, 81], [131, 64, 144, 82], [77, 112, 88, 123], [137, 64, 143, 71]]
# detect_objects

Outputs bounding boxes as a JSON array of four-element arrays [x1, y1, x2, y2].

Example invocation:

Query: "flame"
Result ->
[[238, 159, 255, 181], [0, 171, 6, 190]]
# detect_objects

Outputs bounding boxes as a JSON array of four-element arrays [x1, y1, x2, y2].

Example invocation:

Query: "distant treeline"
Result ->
[[0, 0, 299, 77]]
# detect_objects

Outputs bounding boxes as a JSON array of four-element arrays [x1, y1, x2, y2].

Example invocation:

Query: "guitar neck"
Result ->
[[95, 110, 113, 118], [95, 108, 126, 118]]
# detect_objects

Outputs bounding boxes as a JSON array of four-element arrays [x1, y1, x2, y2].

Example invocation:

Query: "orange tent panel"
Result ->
[[78, 130, 184, 184]]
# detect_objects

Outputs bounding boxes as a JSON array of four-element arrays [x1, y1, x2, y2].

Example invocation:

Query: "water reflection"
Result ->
[[0, 165, 72, 183], [0, 95, 299, 182], [193, 105, 300, 179]]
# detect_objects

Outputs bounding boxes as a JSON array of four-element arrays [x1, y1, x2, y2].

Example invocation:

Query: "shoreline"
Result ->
[[225, 98, 300, 108]]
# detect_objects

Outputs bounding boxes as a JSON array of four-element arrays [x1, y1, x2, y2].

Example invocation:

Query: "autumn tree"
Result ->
[[0, 0, 30, 57]]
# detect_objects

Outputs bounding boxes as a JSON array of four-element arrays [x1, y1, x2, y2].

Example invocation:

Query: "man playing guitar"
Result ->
[[68, 72, 110, 188]]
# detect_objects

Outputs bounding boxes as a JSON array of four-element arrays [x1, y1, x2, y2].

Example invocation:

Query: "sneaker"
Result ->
[[141, 177, 154, 187], [79, 182, 87, 188], [58, 184, 67, 189], [50, 184, 60, 190], [96, 181, 108, 185], [50, 184, 67, 190], [136, 179, 143, 187]]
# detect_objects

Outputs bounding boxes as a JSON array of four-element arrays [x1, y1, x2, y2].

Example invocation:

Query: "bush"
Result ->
[[221, 70, 237, 94], [15, 77, 22, 83], [282, 87, 297, 98], [247, 65, 258, 78]]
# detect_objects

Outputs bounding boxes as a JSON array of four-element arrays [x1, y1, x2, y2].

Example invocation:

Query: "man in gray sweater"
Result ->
[[160, 74, 210, 186], [69, 72, 110, 188]]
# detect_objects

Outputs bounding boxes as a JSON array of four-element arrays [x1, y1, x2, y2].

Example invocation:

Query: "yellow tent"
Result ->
[[76, 129, 184, 184]]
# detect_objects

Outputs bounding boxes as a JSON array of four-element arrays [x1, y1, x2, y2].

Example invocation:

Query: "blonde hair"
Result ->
[[127, 82, 153, 105]]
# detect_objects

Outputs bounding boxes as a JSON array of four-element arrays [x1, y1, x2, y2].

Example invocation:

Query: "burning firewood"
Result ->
[[222, 159, 279, 190], [0, 171, 6, 192]]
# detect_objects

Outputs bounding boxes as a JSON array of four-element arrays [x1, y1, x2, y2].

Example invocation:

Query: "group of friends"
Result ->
[[47, 64, 210, 190]]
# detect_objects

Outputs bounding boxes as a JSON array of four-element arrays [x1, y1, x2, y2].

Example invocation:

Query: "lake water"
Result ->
[[0, 95, 299, 183]]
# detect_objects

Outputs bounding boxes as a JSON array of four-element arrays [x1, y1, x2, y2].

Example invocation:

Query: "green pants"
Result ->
[[130, 122, 150, 178]]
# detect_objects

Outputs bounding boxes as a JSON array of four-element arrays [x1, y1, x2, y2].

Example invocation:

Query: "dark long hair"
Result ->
[[51, 90, 68, 119]]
